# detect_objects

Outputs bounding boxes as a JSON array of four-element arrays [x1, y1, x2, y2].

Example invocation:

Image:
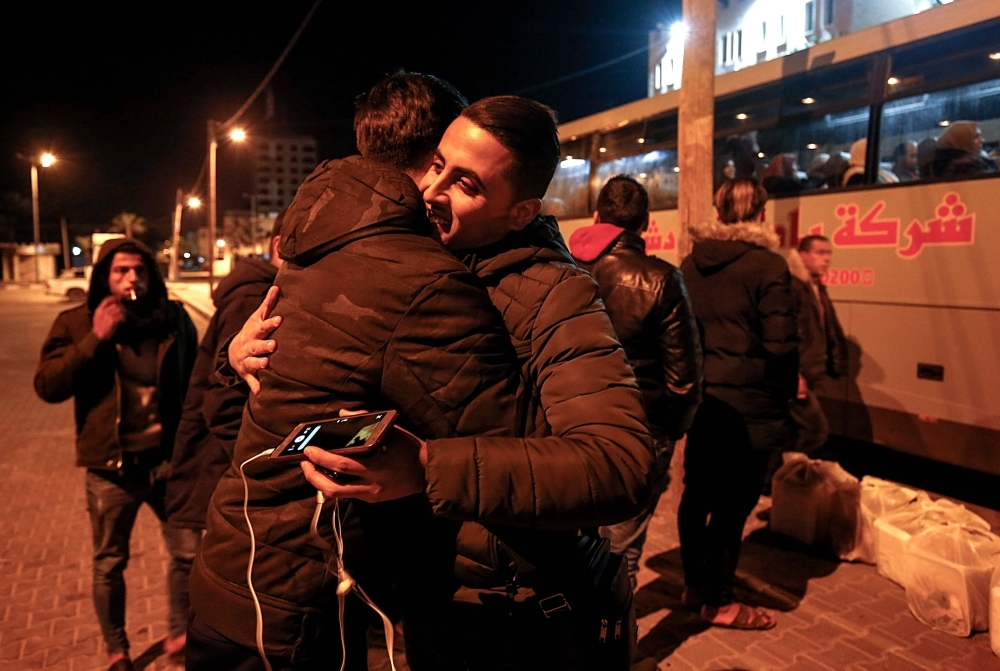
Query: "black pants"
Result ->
[[186, 611, 369, 671], [678, 396, 771, 607]]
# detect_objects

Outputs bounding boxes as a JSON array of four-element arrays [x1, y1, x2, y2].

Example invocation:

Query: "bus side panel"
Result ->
[[782, 177, 1000, 310]]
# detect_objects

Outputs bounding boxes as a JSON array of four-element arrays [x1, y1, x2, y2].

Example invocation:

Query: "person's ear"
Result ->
[[270, 236, 282, 263], [593, 211, 601, 225], [639, 213, 650, 234], [510, 198, 542, 231]]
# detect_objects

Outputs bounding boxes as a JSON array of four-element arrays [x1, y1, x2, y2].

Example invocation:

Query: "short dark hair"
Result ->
[[354, 71, 467, 171], [270, 209, 286, 240], [714, 178, 768, 224], [460, 95, 559, 200], [596, 175, 649, 232], [798, 234, 829, 252]]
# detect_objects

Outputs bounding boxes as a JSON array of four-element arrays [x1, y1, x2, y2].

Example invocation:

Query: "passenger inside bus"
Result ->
[[843, 138, 898, 187], [929, 121, 997, 178], [891, 141, 919, 182], [761, 154, 804, 195]]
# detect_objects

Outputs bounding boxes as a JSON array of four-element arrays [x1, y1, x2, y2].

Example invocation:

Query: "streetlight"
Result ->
[[207, 121, 246, 288], [25, 152, 57, 281], [169, 189, 203, 282]]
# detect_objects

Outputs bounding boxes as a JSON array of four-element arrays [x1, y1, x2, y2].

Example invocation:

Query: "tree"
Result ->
[[109, 212, 147, 239]]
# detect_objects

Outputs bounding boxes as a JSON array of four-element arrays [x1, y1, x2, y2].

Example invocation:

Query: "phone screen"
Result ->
[[279, 413, 389, 458]]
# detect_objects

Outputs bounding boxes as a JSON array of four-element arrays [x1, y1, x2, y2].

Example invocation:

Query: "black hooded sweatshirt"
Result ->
[[166, 257, 278, 529]]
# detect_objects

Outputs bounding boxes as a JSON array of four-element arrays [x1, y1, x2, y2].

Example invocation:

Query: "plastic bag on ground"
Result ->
[[873, 493, 990, 586], [770, 452, 868, 561], [855, 476, 919, 566], [989, 565, 1000, 656], [904, 524, 1000, 637]]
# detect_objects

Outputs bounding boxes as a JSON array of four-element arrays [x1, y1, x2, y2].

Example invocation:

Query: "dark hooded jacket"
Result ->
[[428, 217, 653, 584], [568, 223, 702, 440], [166, 257, 278, 530], [34, 238, 198, 470], [680, 220, 798, 451], [190, 156, 521, 659]]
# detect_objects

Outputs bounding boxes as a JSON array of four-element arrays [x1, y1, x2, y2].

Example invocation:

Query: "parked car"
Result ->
[[45, 267, 90, 302]]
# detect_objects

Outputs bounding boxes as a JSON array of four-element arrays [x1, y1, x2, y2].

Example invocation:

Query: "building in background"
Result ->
[[649, 0, 962, 96], [252, 132, 318, 215]]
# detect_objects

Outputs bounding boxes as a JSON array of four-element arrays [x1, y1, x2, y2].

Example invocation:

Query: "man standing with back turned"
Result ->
[[35, 239, 198, 671], [569, 175, 702, 589]]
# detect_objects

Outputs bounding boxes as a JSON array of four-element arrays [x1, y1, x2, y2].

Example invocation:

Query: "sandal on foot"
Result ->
[[701, 603, 776, 630], [681, 586, 704, 611]]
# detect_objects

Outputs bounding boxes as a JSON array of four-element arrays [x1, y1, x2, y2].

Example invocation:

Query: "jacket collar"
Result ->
[[464, 215, 574, 281], [688, 219, 780, 250]]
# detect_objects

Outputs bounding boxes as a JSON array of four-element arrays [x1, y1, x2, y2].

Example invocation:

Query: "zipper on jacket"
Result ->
[[599, 618, 608, 643]]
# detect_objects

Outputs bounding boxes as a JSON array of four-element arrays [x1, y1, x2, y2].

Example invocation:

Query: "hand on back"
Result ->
[[229, 286, 282, 395]]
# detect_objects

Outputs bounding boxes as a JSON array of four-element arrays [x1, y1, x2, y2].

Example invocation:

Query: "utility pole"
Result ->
[[30, 164, 41, 281], [677, 0, 716, 260], [170, 189, 183, 282], [60, 217, 70, 271], [208, 120, 218, 290]]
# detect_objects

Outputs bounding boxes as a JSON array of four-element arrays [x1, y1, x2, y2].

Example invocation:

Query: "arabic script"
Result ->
[[896, 192, 975, 259], [643, 219, 676, 252], [831, 201, 900, 247]]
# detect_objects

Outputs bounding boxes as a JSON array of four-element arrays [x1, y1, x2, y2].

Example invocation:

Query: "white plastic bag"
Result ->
[[990, 565, 1000, 656], [873, 493, 990, 586], [770, 452, 866, 560], [854, 476, 919, 565], [904, 524, 1000, 637]]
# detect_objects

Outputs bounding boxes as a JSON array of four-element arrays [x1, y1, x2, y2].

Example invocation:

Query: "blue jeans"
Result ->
[[600, 436, 674, 590], [85, 465, 202, 655]]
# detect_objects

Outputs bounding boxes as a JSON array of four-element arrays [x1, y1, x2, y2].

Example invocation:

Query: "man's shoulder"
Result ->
[[50, 304, 91, 332]]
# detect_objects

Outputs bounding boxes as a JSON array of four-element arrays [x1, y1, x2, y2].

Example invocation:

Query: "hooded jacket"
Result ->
[[190, 156, 521, 658], [681, 220, 798, 451], [568, 223, 702, 440], [785, 250, 847, 388], [166, 257, 278, 529], [34, 238, 198, 470]]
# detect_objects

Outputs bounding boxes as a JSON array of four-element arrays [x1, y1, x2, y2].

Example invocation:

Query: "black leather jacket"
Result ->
[[576, 230, 702, 439]]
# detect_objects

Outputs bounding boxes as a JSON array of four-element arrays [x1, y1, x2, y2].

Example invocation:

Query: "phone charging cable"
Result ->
[[240, 449, 397, 671], [239, 448, 277, 671], [310, 490, 397, 671]]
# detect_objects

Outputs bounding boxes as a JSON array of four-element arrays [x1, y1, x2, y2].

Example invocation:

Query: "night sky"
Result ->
[[2, 1, 681, 249]]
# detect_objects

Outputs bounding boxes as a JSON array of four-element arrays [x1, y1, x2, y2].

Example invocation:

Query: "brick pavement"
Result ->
[[3, 286, 999, 670]]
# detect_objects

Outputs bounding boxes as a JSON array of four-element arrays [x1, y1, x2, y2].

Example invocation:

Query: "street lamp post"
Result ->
[[28, 152, 56, 282], [206, 121, 246, 289], [169, 190, 202, 282]]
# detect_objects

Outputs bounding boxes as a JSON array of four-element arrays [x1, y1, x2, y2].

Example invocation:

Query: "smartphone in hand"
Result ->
[[269, 410, 397, 462]]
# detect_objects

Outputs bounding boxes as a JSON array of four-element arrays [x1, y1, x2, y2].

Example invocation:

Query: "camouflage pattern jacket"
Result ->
[[190, 156, 520, 659]]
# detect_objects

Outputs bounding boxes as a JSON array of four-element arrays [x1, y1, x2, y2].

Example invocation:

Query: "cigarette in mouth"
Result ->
[[129, 289, 137, 301]]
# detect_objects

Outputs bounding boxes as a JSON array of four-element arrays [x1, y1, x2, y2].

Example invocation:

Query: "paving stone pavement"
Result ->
[[2, 287, 998, 670]]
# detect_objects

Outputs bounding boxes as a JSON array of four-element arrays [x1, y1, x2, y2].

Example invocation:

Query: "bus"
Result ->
[[545, 0, 1000, 476]]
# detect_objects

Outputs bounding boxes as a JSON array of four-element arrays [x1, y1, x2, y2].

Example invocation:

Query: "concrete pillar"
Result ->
[[677, 0, 716, 261]]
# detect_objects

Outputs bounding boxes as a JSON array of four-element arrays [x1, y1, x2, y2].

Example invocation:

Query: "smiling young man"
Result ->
[[235, 96, 653, 669]]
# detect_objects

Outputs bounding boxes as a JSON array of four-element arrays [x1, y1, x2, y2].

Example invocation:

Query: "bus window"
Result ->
[[545, 137, 592, 219], [886, 19, 1000, 100], [595, 150, 679, 211], [753, 106, 871, 194], [879, 78, 1000, 182]]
